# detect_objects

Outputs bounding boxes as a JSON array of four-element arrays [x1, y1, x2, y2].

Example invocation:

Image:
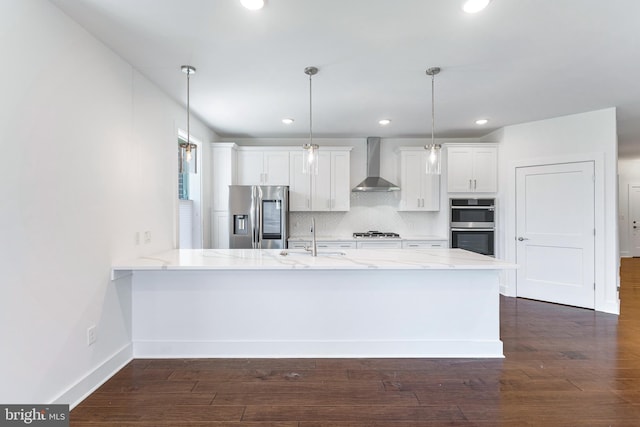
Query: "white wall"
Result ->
[[496, 108, 619, 314], [618, 157, 640, 257], [0, 0, 214, 405]]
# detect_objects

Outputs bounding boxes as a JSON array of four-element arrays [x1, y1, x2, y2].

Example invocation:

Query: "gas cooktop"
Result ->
[[353, 231, 401, 239]]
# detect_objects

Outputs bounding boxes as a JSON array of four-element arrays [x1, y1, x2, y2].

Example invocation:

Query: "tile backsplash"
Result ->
[[289, 192, 448, 238]]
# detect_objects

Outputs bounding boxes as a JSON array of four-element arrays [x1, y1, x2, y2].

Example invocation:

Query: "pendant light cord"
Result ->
[[431, 72, 435, 146], [308, 71, 313, 146], [187, 71, 191, 151]]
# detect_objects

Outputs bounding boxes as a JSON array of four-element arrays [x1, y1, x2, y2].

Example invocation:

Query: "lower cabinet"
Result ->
[[402, 240, 447, 249], [356, 240, 403, 249], [288, 241, 310, 250], [317, 241, 356, 249], [288, 240, 447, 250]]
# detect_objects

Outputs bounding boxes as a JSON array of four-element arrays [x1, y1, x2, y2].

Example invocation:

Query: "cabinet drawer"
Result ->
[[402, 240, 447, 249], [356, 241, 403, 249], [288, 241, 310, 249], [317, 241, 357, 249]]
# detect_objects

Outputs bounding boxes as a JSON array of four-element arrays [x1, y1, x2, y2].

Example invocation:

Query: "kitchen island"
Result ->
[[112, 248, 516, 358]]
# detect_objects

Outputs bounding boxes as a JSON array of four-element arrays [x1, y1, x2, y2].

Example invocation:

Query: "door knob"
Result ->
[[517, 237, 529, 241]]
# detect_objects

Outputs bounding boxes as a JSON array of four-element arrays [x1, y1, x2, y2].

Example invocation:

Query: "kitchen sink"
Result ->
[[279, 250, 346, 257]]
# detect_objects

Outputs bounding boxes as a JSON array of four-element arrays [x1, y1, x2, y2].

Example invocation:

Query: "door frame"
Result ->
[[503, 152, 609, 311]]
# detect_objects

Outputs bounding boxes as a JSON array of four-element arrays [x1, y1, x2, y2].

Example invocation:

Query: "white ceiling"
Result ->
[[50, 0, 640, 156]]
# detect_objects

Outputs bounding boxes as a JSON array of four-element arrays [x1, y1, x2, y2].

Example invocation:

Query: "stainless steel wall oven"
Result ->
[[450, 198, 495, 256]]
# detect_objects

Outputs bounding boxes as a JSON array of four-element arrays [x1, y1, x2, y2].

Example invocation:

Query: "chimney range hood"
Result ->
[[352, 137, 400, 192]]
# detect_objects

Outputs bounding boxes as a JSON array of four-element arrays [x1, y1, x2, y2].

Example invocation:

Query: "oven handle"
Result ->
[[450, 206, 494, 210], [451, 228, 495, 232]]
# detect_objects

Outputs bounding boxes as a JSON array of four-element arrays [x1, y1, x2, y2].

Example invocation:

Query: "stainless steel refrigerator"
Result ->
[[229, 185, 289, 249]]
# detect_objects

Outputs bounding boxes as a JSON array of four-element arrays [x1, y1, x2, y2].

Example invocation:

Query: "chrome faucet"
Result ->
[[305, 217, 318, 257]]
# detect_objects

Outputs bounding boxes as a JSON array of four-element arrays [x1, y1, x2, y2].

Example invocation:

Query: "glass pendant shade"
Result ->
[[179, 141, 197, 174], [302, 66, 319, 175], [180, 64, 197, 174], [425, 66, 442, 175], [302, 144, 319, 175], [425, 144, 441, 175]]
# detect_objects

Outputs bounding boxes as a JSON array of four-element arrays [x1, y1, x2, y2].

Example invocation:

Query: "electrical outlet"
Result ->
[[87, 325, 97, 346], [144, 231, 151, 244]]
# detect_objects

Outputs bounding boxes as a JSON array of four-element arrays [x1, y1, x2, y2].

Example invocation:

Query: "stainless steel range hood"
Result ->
[[352, 137, 400, 192]]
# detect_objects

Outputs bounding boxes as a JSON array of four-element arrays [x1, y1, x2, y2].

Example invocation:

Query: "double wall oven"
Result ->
[[450, 198, 495, 256]]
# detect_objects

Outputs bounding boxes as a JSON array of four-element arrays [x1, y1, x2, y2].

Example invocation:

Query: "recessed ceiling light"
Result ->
[[282, 118, 294, 125], [240, 0, 265, 10], [462, 0, 491, 13], [379, 119, 391, 126], [475, 119, 489, 125]]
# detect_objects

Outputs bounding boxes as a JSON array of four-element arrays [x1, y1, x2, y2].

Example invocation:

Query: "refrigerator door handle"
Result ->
[[250, 186, 257, 249], [257, 186, 263, 249]]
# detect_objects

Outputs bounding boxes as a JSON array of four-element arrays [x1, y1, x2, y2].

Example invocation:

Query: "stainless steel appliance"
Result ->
[[229, 185, 289, 249], [352, 137, 400, 192], [450, 198, 495, 256]]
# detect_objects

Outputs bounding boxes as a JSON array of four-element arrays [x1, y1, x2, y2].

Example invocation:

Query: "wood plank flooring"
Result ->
[[71, 258, 640, 426]]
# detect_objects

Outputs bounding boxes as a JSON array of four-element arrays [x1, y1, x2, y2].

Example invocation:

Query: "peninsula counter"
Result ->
[[112, 249, 516, 358]]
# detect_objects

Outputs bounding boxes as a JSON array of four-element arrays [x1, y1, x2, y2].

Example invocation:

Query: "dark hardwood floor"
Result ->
[[71, 258, 640, 426]]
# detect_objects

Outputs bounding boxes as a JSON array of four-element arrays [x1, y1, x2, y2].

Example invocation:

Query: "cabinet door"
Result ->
[[472, 147, 497, 192], [400, 151, 423, 211], [289, 152, 311, 211], [311, 152, 332, 211], [421, 173, 440, 211], [211, 145, 236, 211], [447, 147, 474, 192], [212, 211, 229, 249], [237, 151, 264, 185], [331, 151, 351, 211], [264, 151, 290, 185]]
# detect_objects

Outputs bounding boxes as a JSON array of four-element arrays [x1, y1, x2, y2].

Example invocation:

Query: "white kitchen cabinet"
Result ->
[[316, 241, 356, 249], [402, 240, 447, 249], [398, 148, 440, 211], [289, 148, 351, 212], [210, 143, 237, 249], [237, 149, 290, 185], [211, 211, 230, 249], [211, 143, 237, 211], [287, 240, 356, 250], [356, 240, 402, 249], [447, 145, 497, 193], [288, 240, 310, 250]]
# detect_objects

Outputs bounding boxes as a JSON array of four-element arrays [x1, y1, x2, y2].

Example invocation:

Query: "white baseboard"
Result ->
[[133, 339, 504, 359], [53, 343, 133, 409]]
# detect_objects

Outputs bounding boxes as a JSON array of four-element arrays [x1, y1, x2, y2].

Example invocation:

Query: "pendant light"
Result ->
[[425, 67, 442, 175], [179, 65, 197, 174], [302, 66, 319, 175]]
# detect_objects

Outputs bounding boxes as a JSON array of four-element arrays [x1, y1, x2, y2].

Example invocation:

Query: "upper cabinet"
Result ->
[[446, 145, 497, 193], [237, 148, 290, 186], [398, 148, 440, 211], [289, 148, 351, 212]]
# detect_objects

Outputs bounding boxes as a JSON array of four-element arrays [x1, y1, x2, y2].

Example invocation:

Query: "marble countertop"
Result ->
[[112, 248, 516, 274]]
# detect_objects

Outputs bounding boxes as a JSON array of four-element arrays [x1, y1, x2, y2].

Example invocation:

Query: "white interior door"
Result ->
[[516, 162, 595, 309], [629, 184, 640, 256]]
